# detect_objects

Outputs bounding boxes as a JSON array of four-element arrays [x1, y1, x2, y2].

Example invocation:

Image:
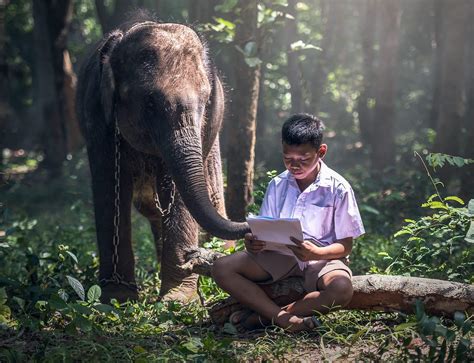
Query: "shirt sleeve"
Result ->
[[259, 180, 278, 218], [334, 187, 365, 240]]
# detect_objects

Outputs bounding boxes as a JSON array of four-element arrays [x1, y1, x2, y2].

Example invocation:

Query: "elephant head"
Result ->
[[98, 22, 249, 240]]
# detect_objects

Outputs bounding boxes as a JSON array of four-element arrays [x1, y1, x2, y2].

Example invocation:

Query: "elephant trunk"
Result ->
[[156, 121, 250, 240]]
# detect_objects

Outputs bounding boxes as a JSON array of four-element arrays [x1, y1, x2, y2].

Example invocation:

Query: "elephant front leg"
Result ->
[[159, 186, 199, 303], [88, 143, 137, 303]]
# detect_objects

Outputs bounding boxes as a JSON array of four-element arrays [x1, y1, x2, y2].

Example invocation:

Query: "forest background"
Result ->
[[0, 0, 473, 361]]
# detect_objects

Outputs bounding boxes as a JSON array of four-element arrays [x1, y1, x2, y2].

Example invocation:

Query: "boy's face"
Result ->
[[282, 142, 327, 181]]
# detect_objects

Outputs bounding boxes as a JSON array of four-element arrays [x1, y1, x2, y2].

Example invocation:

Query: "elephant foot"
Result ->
[[160, 274, 199, 304], [100, 283, 139, 304]]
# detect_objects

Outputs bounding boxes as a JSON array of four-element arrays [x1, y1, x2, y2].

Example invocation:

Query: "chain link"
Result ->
[[153, 180, 176, 217]]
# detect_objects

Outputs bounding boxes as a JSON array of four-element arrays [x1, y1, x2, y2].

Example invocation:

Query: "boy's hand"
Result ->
[[287, 236, 319, 261], [244, 233, 266, 254]]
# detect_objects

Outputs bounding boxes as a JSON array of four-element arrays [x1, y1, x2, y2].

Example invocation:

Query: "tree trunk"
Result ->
[[63, 50, 82, 152], [33, 0, 75, 177], [433, 0, 469, 185], [0, 0, 9, 183], [209, 275, 474, 325], [428, 0, 443, 130], [225, 0, 260, 221], [370, 0, 401, 172], [460, 1, 474, 201], [433, 0, 468, 156], [180, 248, 474, 322], [357, 0, 377, 148], [285, 0, 304, 114], [309, 0, 340, 114]]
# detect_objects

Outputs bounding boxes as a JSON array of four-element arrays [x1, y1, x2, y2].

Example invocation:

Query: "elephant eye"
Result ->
[[137, 49, 158, 64]]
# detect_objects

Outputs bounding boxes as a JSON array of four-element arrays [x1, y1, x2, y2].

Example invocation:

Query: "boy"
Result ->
[[212, 113, 365, 332]]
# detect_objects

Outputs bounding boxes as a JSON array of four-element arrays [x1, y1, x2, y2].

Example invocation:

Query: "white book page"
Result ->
[[246, 217, 304, 255]]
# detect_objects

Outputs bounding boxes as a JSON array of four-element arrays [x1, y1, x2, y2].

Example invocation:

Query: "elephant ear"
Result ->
[[99, 31, 123, 125]]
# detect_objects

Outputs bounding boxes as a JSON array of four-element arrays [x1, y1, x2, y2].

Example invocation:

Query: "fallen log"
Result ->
[[182, 248, 474, 324]]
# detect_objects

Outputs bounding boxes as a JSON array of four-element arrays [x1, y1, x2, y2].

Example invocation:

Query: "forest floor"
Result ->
[[0, 150, 472, 361]]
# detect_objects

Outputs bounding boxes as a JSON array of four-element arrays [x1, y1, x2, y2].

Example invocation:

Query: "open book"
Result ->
[[246, 216, 304, 257]]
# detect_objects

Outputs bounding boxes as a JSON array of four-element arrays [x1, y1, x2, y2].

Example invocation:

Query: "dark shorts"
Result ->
[[246, 250, 352, 292]]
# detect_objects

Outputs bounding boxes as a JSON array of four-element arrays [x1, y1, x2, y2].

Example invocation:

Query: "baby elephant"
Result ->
[[76, 20, 249, 303]]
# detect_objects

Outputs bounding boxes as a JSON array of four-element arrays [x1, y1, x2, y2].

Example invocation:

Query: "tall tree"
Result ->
[[0, 0, 9, 182], [428, 0, 443, 129], [460, 1, 474, 201], [226, 0, 260, 221], [370, 0, 401, 172], [285, 0, 304, 114], [33, 0, 77, 177], [309, 0, 342, 114], [357, 0, 377, 148], [433, 0, 469, 158]]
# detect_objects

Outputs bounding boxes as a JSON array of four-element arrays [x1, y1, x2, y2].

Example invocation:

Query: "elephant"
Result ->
[[76, 19, 250, 303]]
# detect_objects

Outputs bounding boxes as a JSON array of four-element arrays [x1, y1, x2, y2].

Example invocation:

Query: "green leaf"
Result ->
[[87, 285, 101, 303], [72, 303, 92, 316], [361, 205, 380, 215], [133, 346, 147, 354], [467, 199, 474, 215], [244, 57, 262, 67], [67, 275, 85, 301], [422, 201, 448, 210], [214, 17, 235, 30], [243, 41, 258, 57], [183, 337, 203, 353], [66, 251, 78, 264], [58, 289, 69, 302], [35, 300, 48, 311], [452, 156, 466, 168], [74, 315, 92, 332], [93, 303, 114, 314], [394, 229, 412, 238], [444, 196, 464, 205], [0, 305, 11, 324]]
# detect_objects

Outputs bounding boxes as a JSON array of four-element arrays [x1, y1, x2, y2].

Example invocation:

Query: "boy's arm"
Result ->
[[288, 237, 352, 262]]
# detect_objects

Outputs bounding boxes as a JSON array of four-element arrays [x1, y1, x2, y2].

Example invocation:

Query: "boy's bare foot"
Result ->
[[229, 310, 270, 332], [275, 312, 320, 333]]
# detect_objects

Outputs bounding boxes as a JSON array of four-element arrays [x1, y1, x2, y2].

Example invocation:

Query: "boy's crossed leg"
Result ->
[[212, 254, 353, 332]]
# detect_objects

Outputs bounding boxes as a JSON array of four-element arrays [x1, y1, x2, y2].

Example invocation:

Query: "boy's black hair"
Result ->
[[281, 113, 325, 149]]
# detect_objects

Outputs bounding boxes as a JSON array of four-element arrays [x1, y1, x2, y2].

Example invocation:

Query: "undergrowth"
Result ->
[[0, 150, 473, 361]]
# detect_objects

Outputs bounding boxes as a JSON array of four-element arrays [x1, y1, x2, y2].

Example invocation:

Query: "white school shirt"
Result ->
[[259, 160, 365, 246]]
